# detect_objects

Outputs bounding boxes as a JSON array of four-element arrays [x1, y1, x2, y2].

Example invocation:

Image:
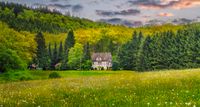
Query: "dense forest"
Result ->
[[0, 2, 200, 72], [118, 23, 200, 71], [0, 2, 108, 33]]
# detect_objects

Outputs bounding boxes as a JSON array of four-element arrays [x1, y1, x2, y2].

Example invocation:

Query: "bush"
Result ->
[[49, 72, 61, 79], [81, 60, 92, 70], [0, 49, 26, 72], [3, 70, 33, 81], [112, 61, 120, 71]]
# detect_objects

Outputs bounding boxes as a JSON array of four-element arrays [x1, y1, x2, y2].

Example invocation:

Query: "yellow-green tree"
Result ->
[[68, 43, 83, 70]]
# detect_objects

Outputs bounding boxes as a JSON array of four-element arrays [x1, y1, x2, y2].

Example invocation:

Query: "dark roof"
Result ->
[[91, 52, 112, 62]]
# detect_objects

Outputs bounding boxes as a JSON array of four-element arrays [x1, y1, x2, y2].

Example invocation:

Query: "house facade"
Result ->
[[91, 52, 112, 70]]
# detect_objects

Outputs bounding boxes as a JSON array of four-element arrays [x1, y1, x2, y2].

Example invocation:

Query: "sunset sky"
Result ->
[[1, 0, 200, 26]]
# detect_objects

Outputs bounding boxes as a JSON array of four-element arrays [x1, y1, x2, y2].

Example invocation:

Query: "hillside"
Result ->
[[1, 2, 200, 72], [0, 2, 186, 45], [0, 2, 108, 34], [1, 1, 200, 107]]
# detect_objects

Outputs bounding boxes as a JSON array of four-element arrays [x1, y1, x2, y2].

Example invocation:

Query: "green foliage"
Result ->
[[0, 21, 36, 72], [118, 31, 144, 70], [68, 43, 84, 70], [81, 60, 92, 70], [48, 43, 52, 61], [112, 55, 120, 71], [0, 49, 26, 72], [49, 72, 61, 79], [64, 30, 75, 51], [81, 43, 92, 70], [0, 2, 108, 34], [61, 31, 76, 70], [83, 42, 91, 61], [58, 42, 63, 62], [117, 26, 200, 71], [112, 61, 120, 71], [2, 70, 33, 81], [35, 32, 49, 70], [51, 42, 58, 69], [1, 2, 200, 72]]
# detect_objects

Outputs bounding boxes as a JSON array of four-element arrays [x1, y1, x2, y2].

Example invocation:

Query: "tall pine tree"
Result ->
[[82, 42, 92, 70], [35, 32, 49, 70], [61, 30, 75, 70], [118, 31, 143, 70], [51, 42, 58, 69], [58, 41, 63, 62], [64, 30, 75, 51]]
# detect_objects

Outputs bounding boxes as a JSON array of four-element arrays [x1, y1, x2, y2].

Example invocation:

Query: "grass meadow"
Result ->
[[1, 69, 200, 106]]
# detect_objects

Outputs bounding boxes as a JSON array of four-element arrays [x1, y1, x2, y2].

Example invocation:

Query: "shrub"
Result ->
[[0, 49, 26, 72], [49, 72, 61, 79], [81, 60, 92, 70], [3, 70, 33, 81], [112, 61, 120, 71]]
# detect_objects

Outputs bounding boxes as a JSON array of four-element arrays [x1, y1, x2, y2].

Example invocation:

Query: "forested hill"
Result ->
[[1, 2, 200, 72], [0, 2, 186, 35], [0, 2, 108, 33]]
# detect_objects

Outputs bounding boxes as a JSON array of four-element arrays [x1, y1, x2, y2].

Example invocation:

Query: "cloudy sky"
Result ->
[[1, 0, 200, 26]]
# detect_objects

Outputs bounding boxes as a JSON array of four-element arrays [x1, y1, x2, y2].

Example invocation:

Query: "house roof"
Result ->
[[91, 52, 112, 62]]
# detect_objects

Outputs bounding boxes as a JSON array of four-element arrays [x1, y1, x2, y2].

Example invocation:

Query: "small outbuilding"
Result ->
[[91, 52, 112, 70]]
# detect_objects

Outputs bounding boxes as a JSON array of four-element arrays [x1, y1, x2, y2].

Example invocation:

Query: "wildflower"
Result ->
[[22, 100, 28, 103], [185, 102, 191, 106]]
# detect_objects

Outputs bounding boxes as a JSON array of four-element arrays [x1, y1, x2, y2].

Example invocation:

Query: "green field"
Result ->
[[1, 69, 200, 107]]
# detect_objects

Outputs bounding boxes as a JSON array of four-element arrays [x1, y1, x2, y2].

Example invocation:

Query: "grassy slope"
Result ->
[[1, 69, 200, 106]]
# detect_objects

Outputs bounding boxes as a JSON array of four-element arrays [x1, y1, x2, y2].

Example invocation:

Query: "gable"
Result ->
[[92, 52, 112, 62]]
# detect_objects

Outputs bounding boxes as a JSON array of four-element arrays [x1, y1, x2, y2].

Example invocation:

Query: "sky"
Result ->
[[1, 0, 200, 26]]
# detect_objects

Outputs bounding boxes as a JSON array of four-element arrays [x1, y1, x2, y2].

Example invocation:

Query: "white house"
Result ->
[[91, 52, 112, 70]]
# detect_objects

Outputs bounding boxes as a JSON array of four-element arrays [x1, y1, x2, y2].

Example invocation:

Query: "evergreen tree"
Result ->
[[13, 6, 23, 17], [48, 43, 52, 69], [51, 42, 58, 69], [35, 32, 48, 70], [118, 31, 143, 70], [135, 31, 144, 70], [193, 29, 200, 66], [83, 42, 91, 61], [82, 42, 92, 70], [58, 41, 63, 62], [61, 30, 75, 70], [48, 43, 52, 60], [174, 30, 193, 68], [64, 30, 75, 51], [138, 36, 152, 71]]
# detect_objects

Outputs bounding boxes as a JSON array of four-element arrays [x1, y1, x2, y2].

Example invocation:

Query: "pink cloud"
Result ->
[[158, 12, 174, 17], [139, 0, 200, 9]]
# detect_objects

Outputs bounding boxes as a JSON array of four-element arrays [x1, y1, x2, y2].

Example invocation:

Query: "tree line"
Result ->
[[33, 30, 92, 71], [0, 2, 108, 34], [117, 25, 200, 71], [1, 21, 200, 72]]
